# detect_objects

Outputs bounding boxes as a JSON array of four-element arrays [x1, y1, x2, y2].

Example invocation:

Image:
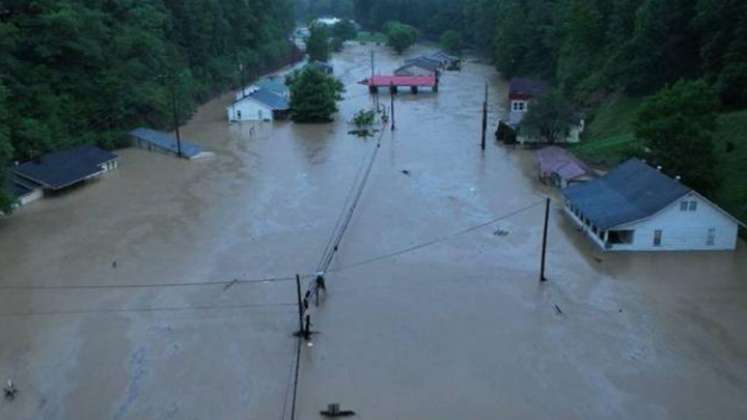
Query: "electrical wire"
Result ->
[[329, 200, 545, 273], [0, 275, 303, 292], [0, 302, 295, 319]]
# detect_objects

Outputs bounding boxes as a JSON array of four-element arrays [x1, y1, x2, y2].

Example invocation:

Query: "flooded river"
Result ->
[[1, 42, 746, 420]]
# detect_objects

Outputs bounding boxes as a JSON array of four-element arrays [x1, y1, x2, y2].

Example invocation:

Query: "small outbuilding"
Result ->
[[563, 158, 743, 251], [13, 145, 118, 192], [130, 128, 204, 159], [395, 57, 441, 77], [536, 146, 595, 188]]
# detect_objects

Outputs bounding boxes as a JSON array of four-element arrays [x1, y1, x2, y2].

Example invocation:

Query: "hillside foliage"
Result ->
[[0, 0, 295, 208]]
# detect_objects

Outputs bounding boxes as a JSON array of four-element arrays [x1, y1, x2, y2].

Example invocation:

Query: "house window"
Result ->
[[653, 230, 662, 247], [689, 201, 697, 211], [236, 110, 242, 120], [680, 201, 688, 211], [707, 228, 715, 246]]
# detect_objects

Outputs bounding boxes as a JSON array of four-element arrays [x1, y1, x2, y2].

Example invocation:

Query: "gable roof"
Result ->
[[13, 145, 117, 190], [255, 77, 289, 97], [404, 56, 441, 71], [563, 159, 692, 230], [509, 78, 549, 99], [536, 146, 593, 181], [236, 88, 289, 110]]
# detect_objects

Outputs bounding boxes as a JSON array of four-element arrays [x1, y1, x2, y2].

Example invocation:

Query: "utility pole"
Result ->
[[239, 63, 246, 98], [169, 80, 183, 158], [294, 274, 304, 336], [481, 82, 488, 151], [539, 197, 550, 282], [370, 49, 375, 78], [390, 83, 396, 130]]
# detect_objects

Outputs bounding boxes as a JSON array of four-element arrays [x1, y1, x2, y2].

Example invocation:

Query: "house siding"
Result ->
[[227, 99, 274, 122], [610, 193, 738, 251], [567, 192, 739, 251]]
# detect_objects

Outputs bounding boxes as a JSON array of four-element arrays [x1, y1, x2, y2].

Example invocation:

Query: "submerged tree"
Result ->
[[520, 91, 576, 144], [289, 68, 345, 123], [635, 80, 720, 195]]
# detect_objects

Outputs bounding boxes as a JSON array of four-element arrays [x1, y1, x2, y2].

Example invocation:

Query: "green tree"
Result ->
[[440, 30, 463, 55], [519, 90, 577, 144], [634, 80, 720, 195], [333, 19, 358, 41], [307, 25, 331, 62], [0, 83, 14, 213], [289, 68, 345, 122], [385, 21, 417, 54]]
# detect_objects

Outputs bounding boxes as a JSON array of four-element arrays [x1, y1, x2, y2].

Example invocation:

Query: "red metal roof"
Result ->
[[366, 75, 437, 87]]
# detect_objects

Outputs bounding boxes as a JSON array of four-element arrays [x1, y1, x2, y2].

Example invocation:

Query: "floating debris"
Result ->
[[554, 304, 563, 315], [493, 228, 510, 237], [401, 169, 411, 175]]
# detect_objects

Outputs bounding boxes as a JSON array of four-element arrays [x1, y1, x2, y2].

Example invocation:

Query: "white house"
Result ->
[[227, 87, 290, 122], [563, 159, 743, 251]]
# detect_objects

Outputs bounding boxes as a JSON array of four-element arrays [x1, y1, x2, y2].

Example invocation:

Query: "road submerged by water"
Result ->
[[1, 43, 746, 420]]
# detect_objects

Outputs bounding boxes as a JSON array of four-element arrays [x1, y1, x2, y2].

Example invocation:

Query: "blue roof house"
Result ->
[[227, 87, 290, 122], [563, 159, 743, 251]]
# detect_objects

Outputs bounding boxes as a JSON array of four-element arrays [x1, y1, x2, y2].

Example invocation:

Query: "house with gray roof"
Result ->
[[563, 158, 743, 251], [13, 145, 118, 192], [227, 87, 290, 122]]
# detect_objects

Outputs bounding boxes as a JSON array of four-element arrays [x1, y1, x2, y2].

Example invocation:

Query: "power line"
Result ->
[[0, 275, 302, 292], [0, 302, 295, 319], [318, 123, 386, 274], [329, 200, 545, 273]]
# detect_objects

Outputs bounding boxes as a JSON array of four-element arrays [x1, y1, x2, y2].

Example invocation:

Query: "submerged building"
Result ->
[[563, 159, 743, 251]]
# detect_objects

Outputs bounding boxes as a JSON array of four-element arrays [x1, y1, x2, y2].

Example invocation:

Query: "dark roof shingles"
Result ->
[[563, 159, 691, 229], [13, 145, 117, 190]]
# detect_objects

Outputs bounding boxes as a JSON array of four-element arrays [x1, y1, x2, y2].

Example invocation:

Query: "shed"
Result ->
[[536, 146, 595, 188], [130, 128, 204, 159], [13, 145, 118, 191], [563, 158, 743, 251]]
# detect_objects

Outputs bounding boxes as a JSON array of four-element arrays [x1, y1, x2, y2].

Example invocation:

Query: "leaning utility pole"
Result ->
[[539, 197, 550, 282], [390, 85, 396, 131]]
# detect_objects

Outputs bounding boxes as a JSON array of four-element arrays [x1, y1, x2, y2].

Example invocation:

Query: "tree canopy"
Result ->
[[520, 91, 577, 144], [385, 21, 417, 55], [440, 30, 463, 55], [353, 0, 747, 106], [634, 80, 721, 195], [0, 0, 297, 207], [307, 25, 331, 62], [289, 68, 345, 123]]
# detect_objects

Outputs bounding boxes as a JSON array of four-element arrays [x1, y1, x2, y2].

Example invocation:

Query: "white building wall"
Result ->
[[610, 193, 739, 251], [567, 192, 740, 252], [227, 99, 274, 122]]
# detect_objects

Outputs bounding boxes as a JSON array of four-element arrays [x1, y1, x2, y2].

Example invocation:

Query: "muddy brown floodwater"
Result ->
[[1, 42, 746, 420]]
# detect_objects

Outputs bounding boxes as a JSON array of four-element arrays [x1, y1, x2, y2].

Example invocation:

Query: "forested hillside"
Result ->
[[353, 0, 747, 108], [0, 0, 294, 211]]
